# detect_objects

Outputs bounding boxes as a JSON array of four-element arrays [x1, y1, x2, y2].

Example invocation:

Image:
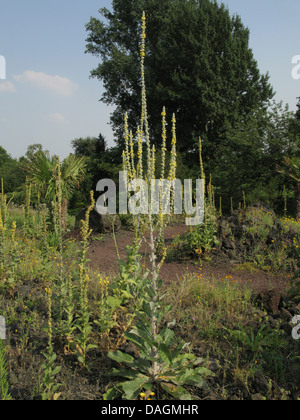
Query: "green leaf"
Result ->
[[125, 331, 150, 354], [160, 382, 193, 400], [51, 366, 62, 376], [130, 323, 155, 348], [122, 376, 151, 400], [159, 325, 175, 346], [111, 367, 142, 379], [159, 343, 173, 364], [103, 385, 123, 401], [87, 343, 98, 351], [129, 357, 152, 372], [77, 355, 85, 365], [141, 301, 153, 319], [120, 290, 134, 300], [108, 350, 134, 365]]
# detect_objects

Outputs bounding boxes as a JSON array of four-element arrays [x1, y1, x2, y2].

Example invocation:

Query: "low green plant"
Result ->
[[42, 286, 61, 400], [224, 322, 285, 365], [95, 275, 121, 337], [114, 243, 148, 305], [75, 191, 97, 366], [104, 281, 212, 400], [4, 221, 19, 291], [0, 341, 12, 400], [23, 179, 33, 237], [185, 220, 220, 257]]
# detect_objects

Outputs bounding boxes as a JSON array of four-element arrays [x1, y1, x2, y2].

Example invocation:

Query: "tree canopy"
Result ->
[[85, 0, 274, 167]]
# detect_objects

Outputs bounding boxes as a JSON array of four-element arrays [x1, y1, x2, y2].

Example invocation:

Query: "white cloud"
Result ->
[[45, 113, 69, 124], [14, 70, 78, 96], [0, 81, 16, 93]]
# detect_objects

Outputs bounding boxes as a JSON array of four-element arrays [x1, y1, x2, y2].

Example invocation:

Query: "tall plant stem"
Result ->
[[140, 11, 159, 380]]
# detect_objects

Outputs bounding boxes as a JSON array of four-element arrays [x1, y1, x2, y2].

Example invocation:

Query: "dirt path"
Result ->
[[84, 225, 292, 294]]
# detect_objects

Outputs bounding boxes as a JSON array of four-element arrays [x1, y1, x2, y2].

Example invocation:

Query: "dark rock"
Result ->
[[9, 372, 18, 386], [203, 392, 219, 400], [228, 215, 238, 225], [255, 289, 283, 315], [207, 358, 219, 372], [222, 238, 236, 251], [241, 224, 248, 233], [253, 371, 270, 395], [75, 208, 122, 234], [219, 218, 232, 238], [280, 308, 293, 322], [231, 379, 251, 400], [280, 321, 292, 336], [249, 202, 277, 219], [251, 393, 264, 401]]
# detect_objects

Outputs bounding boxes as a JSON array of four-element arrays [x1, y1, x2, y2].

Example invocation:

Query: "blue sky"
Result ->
[[0, 0, 299, 160]]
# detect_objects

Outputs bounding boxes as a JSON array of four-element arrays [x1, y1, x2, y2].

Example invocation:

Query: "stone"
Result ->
[[280, 307, 293, 322], [9, 372, 18, 386], [75, 208, 122, 234], [255, 289, 283, 315], [251, 393, 264, 401], [253, 372, 270, 395]]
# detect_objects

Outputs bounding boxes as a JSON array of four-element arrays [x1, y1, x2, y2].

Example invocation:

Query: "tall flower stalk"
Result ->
[[104, 14, 212, 401], [0, 180, 8, 272], [76, 191, 96, 366]]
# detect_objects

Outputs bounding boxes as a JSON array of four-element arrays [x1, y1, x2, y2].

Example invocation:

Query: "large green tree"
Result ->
[[0, 146, 12, 168], [70, 135, 122, 211], [214, 101, 299, 211], [85, 0, 274, 170], [0, 146, 26, 195]]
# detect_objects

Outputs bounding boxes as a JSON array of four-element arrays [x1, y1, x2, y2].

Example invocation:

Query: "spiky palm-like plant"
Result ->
[[24, 151, 87, 230]]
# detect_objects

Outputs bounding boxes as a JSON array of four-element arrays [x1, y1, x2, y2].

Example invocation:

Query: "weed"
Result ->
[[0, 341, 12, 400], [41, 287, 61, 400]]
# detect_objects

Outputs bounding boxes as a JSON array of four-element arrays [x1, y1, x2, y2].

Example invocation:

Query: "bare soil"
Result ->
[[82, 224, 292, 294]]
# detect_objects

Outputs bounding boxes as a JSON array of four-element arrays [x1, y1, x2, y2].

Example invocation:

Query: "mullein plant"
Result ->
[[6, 221, 18, 289], [75, 191, 97, 367], [105, 13, 212, 401], [23, 178, 32, 237], [0, 179, 8, 272], [50, 159, 68, 337], [42, 286, 61, 400]]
